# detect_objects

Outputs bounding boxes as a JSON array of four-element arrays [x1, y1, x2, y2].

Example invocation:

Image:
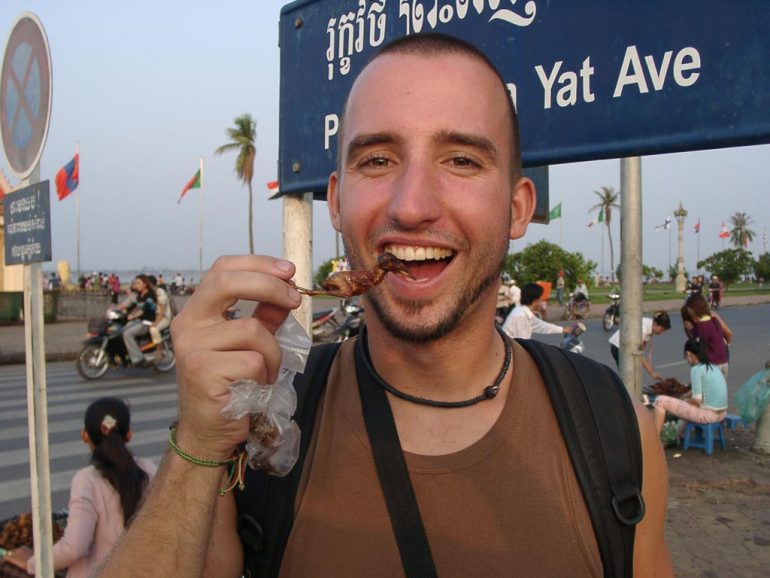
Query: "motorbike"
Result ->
[[312, 307, 340, 341], [561, 322, 587, 354], [316, 299, 365, 343], [76, 309, 175, 379], [563, 291, 589, 320], [602, 293, 621, 331]]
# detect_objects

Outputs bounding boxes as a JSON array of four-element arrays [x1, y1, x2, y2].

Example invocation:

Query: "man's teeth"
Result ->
[[384, 245, 453, 261]]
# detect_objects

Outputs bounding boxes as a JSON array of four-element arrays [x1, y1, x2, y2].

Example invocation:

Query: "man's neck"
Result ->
[[364, 316, 513, 455]]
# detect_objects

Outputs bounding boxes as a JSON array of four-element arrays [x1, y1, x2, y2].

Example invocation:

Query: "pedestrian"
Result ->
[[502, 283, 572, 340], [683, 292, 732, 377], [7, 398, 155, 577], [98, 33, 670, 577], [609, 310, 671, 381], [556, 269, 565, 305], [652, 338, 728, 435]]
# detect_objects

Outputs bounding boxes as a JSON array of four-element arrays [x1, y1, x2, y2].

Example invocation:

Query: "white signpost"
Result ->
[[1, 12, 54, 577]]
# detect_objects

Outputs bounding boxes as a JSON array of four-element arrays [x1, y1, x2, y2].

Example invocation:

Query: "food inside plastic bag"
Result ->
[[735, 368, 770, 424], [221, 314, 311, 477]]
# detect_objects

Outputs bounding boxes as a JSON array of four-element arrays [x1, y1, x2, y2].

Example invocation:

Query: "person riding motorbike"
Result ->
[[120, 275, 158, 367], [574, 278, 590, 310], [148, 275, 174, 359]]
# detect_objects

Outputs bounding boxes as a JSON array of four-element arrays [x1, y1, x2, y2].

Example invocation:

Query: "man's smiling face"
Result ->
[[327, 49, 534, 342]]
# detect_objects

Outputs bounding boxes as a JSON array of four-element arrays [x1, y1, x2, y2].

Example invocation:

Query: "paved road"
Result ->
[[0, 364, 176, 521]]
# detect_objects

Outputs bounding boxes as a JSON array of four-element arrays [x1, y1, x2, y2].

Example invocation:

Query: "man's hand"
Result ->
[[170, 255, 302, 461], [562, 326, 572, 334]]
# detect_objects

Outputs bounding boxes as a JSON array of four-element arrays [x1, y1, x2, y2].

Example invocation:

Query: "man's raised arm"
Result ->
[[97, 255, 302, 577]]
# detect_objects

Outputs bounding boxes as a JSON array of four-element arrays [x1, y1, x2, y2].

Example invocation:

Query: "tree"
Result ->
[[314, 258, 335, 288], [697, 248, 754, 288], [590, 186, 620, 281], [754, 252, 770, 282], [616, 263, 664, 284], [729, 211, 755, 249], [504, 240, 596, 290], [215, 114, 257, 254]]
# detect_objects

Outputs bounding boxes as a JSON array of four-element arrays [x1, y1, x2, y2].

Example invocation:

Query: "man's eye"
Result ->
[[450, 155, 480, 168], [360, 156, 391, 169]]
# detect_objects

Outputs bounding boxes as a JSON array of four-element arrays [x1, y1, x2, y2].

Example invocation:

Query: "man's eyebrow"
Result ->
[[345, 132, 400, 164], [435, 130, 499, 160]]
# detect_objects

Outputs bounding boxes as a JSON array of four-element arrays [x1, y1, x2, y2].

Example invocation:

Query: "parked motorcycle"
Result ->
[[602, 293, 621, 331], [313, 307, 340, 341], [316, 299, 365, 343], [561, 322, 587, 354], [76, 309, 175, 379]]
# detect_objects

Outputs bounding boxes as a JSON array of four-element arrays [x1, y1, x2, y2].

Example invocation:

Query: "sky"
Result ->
[[1, 1, 768, 280]]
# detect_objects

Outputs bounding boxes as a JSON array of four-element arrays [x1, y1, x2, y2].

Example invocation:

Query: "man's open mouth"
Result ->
[[382, 244, 454, 281]]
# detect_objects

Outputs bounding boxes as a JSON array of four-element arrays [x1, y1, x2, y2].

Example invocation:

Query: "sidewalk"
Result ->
[[1, 293, 769, 575]]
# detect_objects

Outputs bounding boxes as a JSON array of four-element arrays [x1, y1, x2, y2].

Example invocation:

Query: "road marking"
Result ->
[[657, 360, 687, 369]]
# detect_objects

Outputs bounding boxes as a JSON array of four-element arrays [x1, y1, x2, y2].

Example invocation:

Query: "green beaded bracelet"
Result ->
[[167, 423, 237, 467]]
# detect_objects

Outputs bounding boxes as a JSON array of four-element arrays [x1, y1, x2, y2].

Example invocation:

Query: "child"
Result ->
[[14, 398, 155, 577], [652, 338, 728, 435]]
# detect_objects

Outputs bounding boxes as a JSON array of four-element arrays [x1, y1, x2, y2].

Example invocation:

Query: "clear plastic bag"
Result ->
[[221, 314, 312, 477], [735, 369, 770, 424]]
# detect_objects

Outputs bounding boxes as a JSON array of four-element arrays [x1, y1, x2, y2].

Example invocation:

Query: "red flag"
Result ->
[[718, 223, 730, 239], [694, 220, 700, 233], [55, 154, 80, 200], [267, 180, 279, 197], [178, 169, 201, 204]]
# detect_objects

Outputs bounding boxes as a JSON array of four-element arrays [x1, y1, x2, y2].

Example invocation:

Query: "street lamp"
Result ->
[[674, 202, 688, 292]]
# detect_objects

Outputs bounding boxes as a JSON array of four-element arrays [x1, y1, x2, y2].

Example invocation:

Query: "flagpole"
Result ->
[[199, 156, 204, 283], [697, 221, 701, 273], [75, 142, 80, 278]]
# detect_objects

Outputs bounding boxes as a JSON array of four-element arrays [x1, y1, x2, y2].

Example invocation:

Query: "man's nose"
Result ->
[[386, 160, 442, 230]]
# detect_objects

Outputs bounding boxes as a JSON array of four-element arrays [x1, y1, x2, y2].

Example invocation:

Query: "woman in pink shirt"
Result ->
[[16, 398, 155, 577]]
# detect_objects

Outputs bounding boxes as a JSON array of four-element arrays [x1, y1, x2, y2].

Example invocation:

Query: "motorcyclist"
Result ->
[[121, 275, 158, 367], [148, 275, 174, 359]]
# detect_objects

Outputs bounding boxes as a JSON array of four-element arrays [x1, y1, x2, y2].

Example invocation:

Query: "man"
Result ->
[[609, 310, 672, 381], [556, 269, 565, 305], [100, 34, 670, 577], [502, 283, 572, 340]]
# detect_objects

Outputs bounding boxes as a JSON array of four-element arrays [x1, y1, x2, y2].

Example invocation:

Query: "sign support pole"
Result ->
[[22, 169, 54, 577], [619, 157, 644, 398]]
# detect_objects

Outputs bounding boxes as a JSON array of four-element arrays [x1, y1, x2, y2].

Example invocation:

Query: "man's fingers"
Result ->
[[175, 317, 284, 383], [253, 302, 294, 335], [184, 256, 301, 322]]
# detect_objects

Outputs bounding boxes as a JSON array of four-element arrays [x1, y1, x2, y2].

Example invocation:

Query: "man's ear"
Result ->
[[509, 176, 537, 240], [327, 171, 342, 232]]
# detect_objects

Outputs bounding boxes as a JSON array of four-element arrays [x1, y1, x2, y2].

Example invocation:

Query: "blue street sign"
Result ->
[[278, 0, 770, 198], [4, 180, 52, 265]]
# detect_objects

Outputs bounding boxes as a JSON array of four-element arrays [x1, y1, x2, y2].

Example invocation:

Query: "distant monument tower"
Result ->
[[674, 203, 688, 292]]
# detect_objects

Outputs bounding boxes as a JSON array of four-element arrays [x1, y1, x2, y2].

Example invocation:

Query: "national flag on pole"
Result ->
[[548, 202, 562, 220], [267, 180, 280, 198], [588, 207, 604, 227], [55, 153, 79, 201], [178, 169, 201, 203], [654, 217, 672, 232], [718, 223, 730, 239], [694, 219, 701, 234]]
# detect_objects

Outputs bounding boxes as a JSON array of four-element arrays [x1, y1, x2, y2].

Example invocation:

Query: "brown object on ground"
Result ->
[[650, 377, 691, 397], [291, 252, 415, 298]]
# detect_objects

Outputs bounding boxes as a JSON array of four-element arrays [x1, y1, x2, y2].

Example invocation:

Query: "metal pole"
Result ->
[[75, 142, 80, 278], [283, 193, 313, 334], [23, 168, 55, 577], [619, 157, 644, 398], [199, 156, 204, 282]]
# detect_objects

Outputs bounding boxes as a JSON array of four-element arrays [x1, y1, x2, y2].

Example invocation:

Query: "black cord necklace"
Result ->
[[359, 325, 512, 409]]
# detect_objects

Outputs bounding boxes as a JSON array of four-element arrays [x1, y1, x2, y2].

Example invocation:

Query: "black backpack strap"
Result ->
[[515, 339, 644, 578], [237, 341, 342, 578], [354, 332, 438, 578]]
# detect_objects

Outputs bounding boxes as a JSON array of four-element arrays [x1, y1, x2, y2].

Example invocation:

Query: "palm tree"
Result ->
[[215, 114, 257, 254], [729, 211, 755, 248], [590, 186, 621, 282]]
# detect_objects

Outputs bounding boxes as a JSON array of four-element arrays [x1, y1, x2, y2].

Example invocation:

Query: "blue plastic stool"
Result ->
[[723, 414, 745, 429], [682, 421, 726, 455]]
